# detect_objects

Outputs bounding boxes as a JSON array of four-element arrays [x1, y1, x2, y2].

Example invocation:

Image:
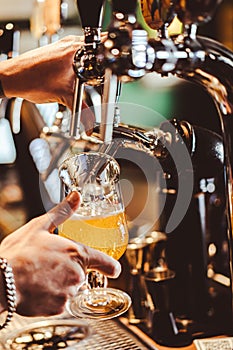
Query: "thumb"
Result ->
[[41, 190, 81, 232]]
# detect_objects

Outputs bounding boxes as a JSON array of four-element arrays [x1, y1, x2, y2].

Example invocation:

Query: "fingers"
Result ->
[[41, 191, 81, 232], [74, 243, 122, 278]]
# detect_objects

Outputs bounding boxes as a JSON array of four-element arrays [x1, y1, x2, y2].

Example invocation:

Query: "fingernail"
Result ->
[[67, 190, 81, 210]]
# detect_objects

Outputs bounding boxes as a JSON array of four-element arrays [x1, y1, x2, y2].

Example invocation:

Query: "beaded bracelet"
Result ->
[[0, 258, 16, 330]]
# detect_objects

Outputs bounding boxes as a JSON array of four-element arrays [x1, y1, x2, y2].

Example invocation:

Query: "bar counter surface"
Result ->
[[0, 312, 230, 349]]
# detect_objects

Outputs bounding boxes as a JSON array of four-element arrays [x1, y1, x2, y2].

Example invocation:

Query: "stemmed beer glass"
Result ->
[[58, 152, 131, 319]]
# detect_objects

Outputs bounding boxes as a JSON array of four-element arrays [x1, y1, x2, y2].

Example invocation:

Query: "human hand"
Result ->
[[0, 36, 82, 110], [0, 191, 121, 317]]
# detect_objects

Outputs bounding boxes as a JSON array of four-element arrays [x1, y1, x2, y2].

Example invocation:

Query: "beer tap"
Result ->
[[70, 0, 105, 138], [102, 0, 154, 80], [100, 0, 149, 143]]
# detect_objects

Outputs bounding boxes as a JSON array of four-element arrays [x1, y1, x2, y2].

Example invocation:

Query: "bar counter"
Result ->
[[0, 312, 229, 349], [0, 312, 197, 349]]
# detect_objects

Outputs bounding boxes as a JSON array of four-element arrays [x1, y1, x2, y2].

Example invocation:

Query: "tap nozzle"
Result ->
[[69, 0, 106, 138]]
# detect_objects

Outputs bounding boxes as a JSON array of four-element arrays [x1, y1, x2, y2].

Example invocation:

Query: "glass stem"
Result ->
[[86, 270, 108, 289], [86, 271, 110, 307]]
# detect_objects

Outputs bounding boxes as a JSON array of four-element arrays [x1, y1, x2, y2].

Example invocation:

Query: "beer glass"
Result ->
[[58, 152, 131, 319]]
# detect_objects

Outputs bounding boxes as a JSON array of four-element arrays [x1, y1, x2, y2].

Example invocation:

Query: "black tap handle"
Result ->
[[111, 0, 137, 14], [76, 0, 104, 27]]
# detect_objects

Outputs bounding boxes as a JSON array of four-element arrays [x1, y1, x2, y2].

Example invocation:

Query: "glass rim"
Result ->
[[58, 151, 120, 173]]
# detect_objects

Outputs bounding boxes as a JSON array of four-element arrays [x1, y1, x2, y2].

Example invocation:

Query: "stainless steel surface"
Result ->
[[0, 314, 157, 349]]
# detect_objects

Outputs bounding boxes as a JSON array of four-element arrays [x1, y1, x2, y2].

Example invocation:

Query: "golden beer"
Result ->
[[58, 211, 128, 260]]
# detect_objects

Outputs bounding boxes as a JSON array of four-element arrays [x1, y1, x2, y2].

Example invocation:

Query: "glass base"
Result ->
[[67, 287, 132, 320]]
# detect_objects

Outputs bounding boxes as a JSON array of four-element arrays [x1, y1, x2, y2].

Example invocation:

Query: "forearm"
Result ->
[[0, 49, 59, 100], [0, 36, 81, 109], [0, 57, 28, 99]]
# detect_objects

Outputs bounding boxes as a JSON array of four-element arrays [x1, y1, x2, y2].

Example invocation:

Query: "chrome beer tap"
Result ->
[[101, 0, 152, 81], [99, 0, 150, 143], [72, 0, 148, 142], [70, 0, 105, 139]]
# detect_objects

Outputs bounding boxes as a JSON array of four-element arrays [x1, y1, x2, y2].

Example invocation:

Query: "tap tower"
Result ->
[[70, 0, 233, 346]]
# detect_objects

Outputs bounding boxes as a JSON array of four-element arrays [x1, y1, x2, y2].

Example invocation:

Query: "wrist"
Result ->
[[0, 57, 27, 99], [0, 60, 14, 99], [0, 258, 17, 329]]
